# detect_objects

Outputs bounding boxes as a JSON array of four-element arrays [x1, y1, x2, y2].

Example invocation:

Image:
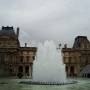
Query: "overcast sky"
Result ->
[[0, 0, 90, 47]]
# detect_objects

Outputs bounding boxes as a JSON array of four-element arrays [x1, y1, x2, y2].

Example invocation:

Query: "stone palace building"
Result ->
[[0, 26, 37, 78], [0, 26, 90, 78], [62, 36, 90, 78]]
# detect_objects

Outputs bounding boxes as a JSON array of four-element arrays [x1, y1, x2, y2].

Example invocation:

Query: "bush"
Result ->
[[17, 73, 23, 78]]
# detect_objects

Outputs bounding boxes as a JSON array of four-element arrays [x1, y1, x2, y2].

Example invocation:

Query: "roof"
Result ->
[[75, 36, 87, 39], [73, 36, 90, 49], [20, 47, 37, 52], [0, 26, 17, 39], [80, 65, 90, 74]]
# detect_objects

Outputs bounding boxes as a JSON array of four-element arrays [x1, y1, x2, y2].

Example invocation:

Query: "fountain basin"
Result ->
[[19, 80, 78, 85]]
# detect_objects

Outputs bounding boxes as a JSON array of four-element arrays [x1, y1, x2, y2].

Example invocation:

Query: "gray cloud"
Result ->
[[0, 0, 90, 47]]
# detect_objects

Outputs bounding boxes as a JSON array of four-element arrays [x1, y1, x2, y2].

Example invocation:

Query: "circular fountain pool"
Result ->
[[19, 80, 78, 85]]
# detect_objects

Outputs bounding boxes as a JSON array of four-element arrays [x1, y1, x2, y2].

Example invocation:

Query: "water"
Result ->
[[33, 41, 66, 83], [0, 78, 90, 90]]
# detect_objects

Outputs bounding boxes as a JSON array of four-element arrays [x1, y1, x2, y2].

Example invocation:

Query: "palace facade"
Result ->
[[0, 26, 37, 78], [62, 36, 90, 77], [0, 26, 90, 78]]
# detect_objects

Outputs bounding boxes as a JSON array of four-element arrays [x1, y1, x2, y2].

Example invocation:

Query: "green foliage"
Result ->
[[17, 73, 23, 79]]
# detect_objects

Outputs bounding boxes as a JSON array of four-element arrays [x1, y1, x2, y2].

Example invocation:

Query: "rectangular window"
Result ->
[[20, 56, 23, 63], [26, 56, 29, 62]]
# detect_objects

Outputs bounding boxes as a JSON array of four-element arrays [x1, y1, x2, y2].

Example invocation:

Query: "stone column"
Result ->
[[23, 65, 25, 77]]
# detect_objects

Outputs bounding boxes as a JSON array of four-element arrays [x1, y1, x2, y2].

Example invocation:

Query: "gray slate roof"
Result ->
[[0, 26, 17, 39]]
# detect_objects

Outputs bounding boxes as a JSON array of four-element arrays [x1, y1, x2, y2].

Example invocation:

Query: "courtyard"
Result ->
[[0, 78, 90, 90]]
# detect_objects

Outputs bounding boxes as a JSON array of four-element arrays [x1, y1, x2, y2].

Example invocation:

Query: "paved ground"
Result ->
[[0, 78, 90, 90]]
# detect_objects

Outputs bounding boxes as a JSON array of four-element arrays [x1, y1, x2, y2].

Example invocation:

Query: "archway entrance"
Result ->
[[17, 66, 23, 78], [87, 74, 90, 78], [66, 66, 68, 76], [25, 66, 29, 76], [18, 66, 23, 73], [70, 66, 75, 76]]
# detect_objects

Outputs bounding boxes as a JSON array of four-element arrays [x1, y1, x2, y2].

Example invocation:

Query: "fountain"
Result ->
[[33, 40, 66, 83], [20, 41, 77, 85]]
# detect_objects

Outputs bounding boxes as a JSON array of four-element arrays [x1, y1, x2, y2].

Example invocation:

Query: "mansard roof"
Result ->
[[0, 26, 17, 40], [73, 36, 90, 49]]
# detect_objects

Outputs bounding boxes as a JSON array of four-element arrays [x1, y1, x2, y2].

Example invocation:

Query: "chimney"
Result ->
[[25, 43, 27, 47], [64, 44, 67, 48], [17, 27, 19, 38]]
